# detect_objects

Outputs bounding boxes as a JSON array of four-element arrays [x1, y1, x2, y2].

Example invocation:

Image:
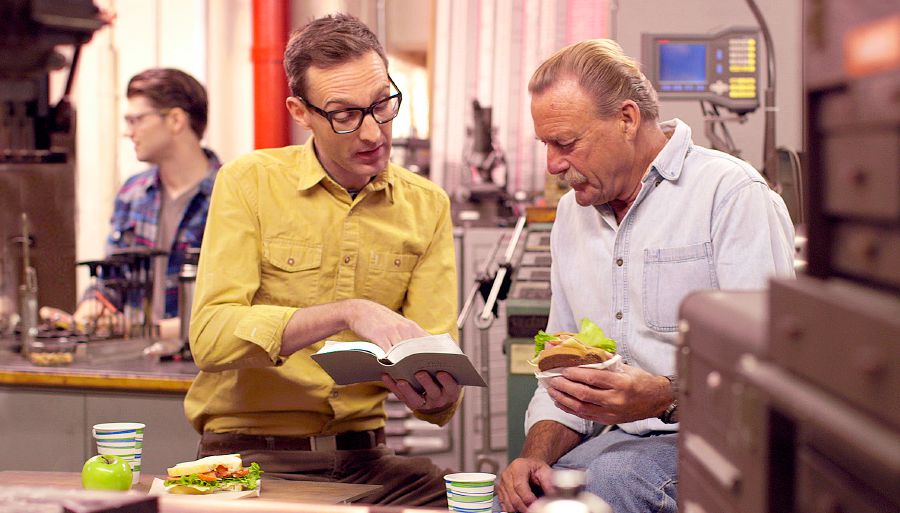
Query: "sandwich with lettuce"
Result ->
[[164, 454, 262, 494], [533, 318, 617, 372]]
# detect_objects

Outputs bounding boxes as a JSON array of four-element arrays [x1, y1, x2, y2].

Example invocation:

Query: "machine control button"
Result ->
[[709, 80, 729, 95]]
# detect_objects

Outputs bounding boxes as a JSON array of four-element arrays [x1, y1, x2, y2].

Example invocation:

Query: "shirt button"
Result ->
[[344, 256, 351, 264], [616, 311, 623, 320], [287, 257, 295, 265], [394, 258, 401, 267], [616, 258, 624, 266], [331, 390, 339, 398]]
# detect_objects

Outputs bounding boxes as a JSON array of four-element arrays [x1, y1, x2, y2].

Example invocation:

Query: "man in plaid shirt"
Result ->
[[75, 68, 220, 339]]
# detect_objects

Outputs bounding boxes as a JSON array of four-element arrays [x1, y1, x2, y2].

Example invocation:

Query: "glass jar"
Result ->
[[528, 470, 612, 513], [27, 338, 76, 366]]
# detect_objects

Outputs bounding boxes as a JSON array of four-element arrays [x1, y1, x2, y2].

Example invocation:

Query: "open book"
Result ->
[[311, 333, 487, 390]]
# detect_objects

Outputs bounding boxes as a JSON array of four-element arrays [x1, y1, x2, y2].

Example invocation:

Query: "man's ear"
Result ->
[[286, 96, 312, 129], [619, 100, 642, 140], [167, 107, 189, 134]]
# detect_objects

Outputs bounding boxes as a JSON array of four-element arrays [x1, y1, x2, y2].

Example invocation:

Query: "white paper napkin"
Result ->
[[148, 478, 261, 499], [534, 354, 624, 385]]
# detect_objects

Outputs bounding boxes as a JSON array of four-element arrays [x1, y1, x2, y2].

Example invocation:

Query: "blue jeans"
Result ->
[[553, 428, 678, 513]]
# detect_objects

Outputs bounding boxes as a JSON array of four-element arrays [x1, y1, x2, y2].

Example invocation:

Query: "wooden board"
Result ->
[[0, 471, 381, 505]]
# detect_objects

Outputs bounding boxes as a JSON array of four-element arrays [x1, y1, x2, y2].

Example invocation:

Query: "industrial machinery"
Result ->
[[458, 216, 527, 473], [678, 2, 900, 511], [504, 223, 552, 460], [642, 27, 762, 115], [0, 1, 105, 347], [641, 0, 804, 223]]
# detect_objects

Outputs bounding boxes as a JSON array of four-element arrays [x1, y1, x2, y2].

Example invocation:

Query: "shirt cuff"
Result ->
[[233, 304, 298, 365], [413, 390, 464, 427], [524, 384, 596, 435]]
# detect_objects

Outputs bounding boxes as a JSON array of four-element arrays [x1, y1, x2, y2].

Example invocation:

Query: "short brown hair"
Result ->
[[529, 39, 659, 122], [283, 13, 387, 99], [127, 68, 208, 139]]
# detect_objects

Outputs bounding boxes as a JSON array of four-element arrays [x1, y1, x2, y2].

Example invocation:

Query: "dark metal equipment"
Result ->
[[0, 1, 105, 333], [677, 2, 900, 511]]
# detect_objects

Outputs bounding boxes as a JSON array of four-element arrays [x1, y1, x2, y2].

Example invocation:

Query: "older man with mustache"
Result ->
[[497, 39, 795, 513]]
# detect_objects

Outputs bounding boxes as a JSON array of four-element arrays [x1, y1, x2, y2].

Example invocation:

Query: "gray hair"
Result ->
[[529, 39, 659, 121]]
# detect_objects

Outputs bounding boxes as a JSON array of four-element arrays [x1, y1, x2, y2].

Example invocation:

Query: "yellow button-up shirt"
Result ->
[[185, 139, 459, 436]]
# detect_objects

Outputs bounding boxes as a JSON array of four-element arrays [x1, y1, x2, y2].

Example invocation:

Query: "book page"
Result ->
[[312, 333, 486, 389], [383, 333, 462, 363], [317, 340, 386, 359]]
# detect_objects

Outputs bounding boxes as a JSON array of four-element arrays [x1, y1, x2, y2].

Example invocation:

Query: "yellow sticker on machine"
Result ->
[[509, 344, 537, 375]]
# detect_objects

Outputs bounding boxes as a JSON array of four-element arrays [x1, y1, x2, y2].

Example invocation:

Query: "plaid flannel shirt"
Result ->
[[97, 149, 221, 318]]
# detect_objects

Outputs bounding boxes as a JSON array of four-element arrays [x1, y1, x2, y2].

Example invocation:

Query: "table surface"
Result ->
[[0, 349, 197, 392], [0, 471, 382, 505]]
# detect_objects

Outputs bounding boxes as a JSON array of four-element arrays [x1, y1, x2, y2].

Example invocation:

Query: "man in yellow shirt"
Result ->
[[185, 13, 460, 507]]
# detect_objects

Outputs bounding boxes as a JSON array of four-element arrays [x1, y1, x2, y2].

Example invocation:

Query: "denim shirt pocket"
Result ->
[[643, 241, 718, 332]]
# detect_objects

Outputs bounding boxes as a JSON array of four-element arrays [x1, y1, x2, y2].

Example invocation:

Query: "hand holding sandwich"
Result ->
[[545, 364, 674, 425], [533, 319, 673, 425]]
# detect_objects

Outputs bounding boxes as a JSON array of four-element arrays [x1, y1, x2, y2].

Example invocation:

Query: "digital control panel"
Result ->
[[642, 28, 761, 114]]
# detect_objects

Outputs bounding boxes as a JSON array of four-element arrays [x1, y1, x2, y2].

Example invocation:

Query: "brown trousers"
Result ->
[[199, 444, 451, 507]]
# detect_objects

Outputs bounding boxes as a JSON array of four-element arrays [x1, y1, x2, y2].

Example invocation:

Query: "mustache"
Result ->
[[563, 167, 588, 186]]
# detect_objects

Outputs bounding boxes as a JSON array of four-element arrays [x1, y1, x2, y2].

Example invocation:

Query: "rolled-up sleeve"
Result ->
[[189, 164, 294, 371], [525, 384, 597, 435]]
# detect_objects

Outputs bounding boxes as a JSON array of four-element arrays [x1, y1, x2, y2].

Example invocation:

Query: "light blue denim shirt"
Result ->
[[525, 119, 796, 436]]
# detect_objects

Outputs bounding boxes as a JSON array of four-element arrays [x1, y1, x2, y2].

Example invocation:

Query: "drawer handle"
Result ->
[[862, 239, 881, 261], [776, 316, 803, 342], [739, 355, 900, 473], [683, 432, 742, 493], [850, 167, 869, 187]]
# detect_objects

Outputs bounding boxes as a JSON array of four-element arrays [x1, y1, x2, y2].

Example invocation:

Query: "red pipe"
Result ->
[[252, 0, 291, 149]]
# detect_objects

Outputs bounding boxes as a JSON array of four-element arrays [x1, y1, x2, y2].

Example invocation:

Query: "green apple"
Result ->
[[81, 454, 133, 491]]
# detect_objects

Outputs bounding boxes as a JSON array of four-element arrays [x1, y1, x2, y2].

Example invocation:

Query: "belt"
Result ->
[[200, 428, 386, 453]]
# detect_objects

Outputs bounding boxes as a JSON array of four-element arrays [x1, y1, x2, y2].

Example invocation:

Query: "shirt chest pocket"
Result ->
[[642, 241, 718, 332], [263, 239, 323, 306], [363, 251, 419, 311]]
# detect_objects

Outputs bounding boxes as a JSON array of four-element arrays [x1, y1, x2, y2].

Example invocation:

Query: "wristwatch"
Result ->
[[658, 375, 679, 424]]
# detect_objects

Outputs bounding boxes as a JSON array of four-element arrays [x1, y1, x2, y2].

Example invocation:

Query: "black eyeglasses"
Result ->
[[297, 76, 403, 134], [123, 109, 170, 128]]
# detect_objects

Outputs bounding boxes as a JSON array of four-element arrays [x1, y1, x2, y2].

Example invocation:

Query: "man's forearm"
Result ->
[[520, 420, 583, 465], [279, 300, 356, 355]]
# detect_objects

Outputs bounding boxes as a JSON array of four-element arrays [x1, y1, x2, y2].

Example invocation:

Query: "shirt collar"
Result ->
[[649, 118, 692, 182], [198, 148, 222, 196], [135, 147, 221, 197], [295, 136, 395, 203]]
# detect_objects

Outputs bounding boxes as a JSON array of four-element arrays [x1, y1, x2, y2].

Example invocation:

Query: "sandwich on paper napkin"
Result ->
[[311, 333, 487, 390], [149, 454, 262, 499]]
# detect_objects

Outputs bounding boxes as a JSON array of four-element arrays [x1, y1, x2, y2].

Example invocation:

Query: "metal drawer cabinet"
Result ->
[[796, 447, 898, 513], [831, 222, 900, 288], [769, 277, 900, 429], [823, 130, 900, 222], [678, 454, 742, 513], [679, 291, 770, 513]]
